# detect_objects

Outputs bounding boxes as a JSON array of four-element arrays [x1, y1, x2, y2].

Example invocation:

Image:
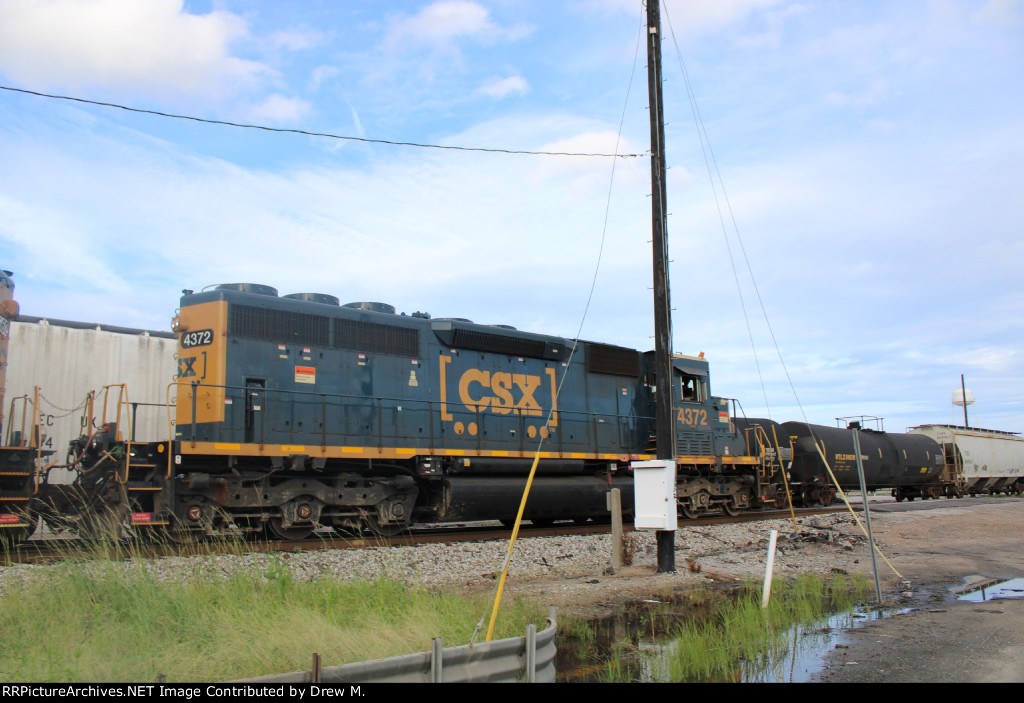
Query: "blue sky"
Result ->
[[1, 0, 1023, 433]]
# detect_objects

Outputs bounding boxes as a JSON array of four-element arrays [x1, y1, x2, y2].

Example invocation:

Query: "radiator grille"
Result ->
[[334, 319, 419, 357], [449, 329, 548, 359], [229, 305, 330, 347], [586, 343, 641, 377]]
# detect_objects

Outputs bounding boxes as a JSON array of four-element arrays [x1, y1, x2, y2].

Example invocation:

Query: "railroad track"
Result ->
[[0, 505, 850, 566]]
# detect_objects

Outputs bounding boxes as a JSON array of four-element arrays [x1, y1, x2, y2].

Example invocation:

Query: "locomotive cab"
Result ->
[[667, 354, 765, 517], [671, 355, 745, 459]]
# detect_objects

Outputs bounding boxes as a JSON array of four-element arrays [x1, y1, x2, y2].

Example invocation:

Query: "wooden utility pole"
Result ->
[[647, 0, 676, 573]]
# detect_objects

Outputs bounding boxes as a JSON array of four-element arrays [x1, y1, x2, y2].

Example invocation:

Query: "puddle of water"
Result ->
[[742, 607, 891, 683], [955, 577, 1024, 602], [556, 589, 900, 683]]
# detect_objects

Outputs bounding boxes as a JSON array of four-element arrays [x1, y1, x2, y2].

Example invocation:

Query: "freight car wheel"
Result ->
[[266, 519, 313, 541]]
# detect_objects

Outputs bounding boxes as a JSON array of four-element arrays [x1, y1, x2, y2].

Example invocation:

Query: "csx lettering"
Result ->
[[676, 408, 708, 427], [458, 369, 543, 416], [178, 356, 197, 378]]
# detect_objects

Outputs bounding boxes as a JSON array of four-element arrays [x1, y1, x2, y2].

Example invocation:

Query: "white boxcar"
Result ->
[[7, 316, 178, 483], [909, 424, 1024, 495]]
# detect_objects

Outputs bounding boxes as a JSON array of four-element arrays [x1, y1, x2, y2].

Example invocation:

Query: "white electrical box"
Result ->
[[632, 460, 677, 530]]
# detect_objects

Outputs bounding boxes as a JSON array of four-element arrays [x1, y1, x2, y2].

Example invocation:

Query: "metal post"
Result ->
[[852, 428, 883, 603], [526, 623, 537, 683], [430, 637, 443, 683]]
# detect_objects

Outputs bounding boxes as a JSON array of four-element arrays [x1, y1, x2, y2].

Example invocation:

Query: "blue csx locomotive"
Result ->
[[50, 283, 778, 539]]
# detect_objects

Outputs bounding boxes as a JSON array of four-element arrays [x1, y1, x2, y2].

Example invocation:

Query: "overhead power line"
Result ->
[[0, 85, 641, 159]]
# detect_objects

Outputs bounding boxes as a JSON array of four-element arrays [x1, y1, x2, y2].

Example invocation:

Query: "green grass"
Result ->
[[666, 574, 873, 682], [559, 573, 875, 683], [0, 544, 545, 682]]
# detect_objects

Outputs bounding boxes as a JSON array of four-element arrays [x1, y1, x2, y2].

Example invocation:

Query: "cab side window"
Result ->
[[679, 374, 707, 403]]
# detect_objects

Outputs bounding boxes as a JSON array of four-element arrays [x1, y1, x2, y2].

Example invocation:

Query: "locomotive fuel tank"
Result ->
[[438, 475, 634, 523]]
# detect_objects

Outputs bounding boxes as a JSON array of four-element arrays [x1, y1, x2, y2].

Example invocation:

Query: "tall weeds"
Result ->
[[0, 539, 545, 682]]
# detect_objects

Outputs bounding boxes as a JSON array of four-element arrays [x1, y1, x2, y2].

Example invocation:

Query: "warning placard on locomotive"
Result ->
[[295, 366, 316, 384]]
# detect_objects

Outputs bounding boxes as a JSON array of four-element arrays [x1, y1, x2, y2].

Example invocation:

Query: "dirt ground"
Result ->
[[811, 497, 1024, 683], [507, 496, 1024, 683]]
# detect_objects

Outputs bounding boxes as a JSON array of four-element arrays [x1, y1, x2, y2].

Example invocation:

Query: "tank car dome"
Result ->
[[343, 302, 396, 315], [216, 283, 279, 297], [284, 293, 340, 306]]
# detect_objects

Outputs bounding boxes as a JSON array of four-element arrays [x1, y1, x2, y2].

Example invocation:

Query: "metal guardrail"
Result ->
[[232, 608, 557, 684]]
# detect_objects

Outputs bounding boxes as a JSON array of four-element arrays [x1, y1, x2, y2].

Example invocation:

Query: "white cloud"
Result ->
[[382, 1, 531, 52], [0, 0, 266, 99], [972, 0, 1024, 24], [270, 28, 324, 52], [478, 75, 529, 99], [310, 65, 340, 91], [662, 0, 786, 33], [384, 1, 498, 50], [246, 94, 311, 125], [825, 79, 892, 108]]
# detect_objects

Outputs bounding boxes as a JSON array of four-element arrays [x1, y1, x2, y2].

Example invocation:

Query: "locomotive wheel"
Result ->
[[681, 504, 700, 520], [85, 505, 129, 541], [266, 518, 314, 541], [363, 514, 405, 538], [721, 499, 740, 517]]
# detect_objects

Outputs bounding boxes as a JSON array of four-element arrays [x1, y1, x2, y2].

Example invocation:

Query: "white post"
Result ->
[[761, 529, 779, 609]]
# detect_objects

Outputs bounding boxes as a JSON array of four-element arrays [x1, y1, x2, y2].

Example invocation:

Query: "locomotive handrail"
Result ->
[[99, 383, 135, 444], [165, 382, 178, 480], [170, 379, 652, 457], [3, 393, 30, 447], [99, 384, 136, 484]]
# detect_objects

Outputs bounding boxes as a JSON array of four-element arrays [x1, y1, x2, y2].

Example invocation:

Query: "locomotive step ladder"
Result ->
[[120, 453, 170, 526]]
